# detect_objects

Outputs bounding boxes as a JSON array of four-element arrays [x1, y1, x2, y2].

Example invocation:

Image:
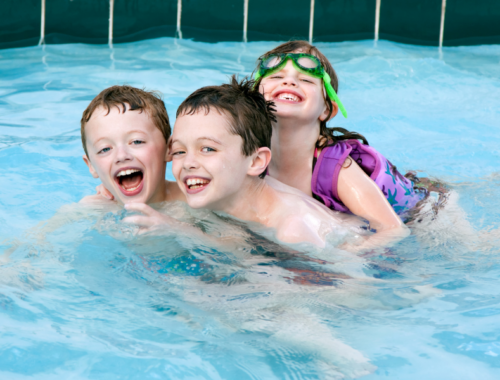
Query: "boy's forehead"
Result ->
[[174, 108, 233, 135], [86, 105, 157, 139]]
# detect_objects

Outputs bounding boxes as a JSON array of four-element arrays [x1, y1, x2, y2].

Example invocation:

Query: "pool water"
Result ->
[[1, 38, 500, 379]]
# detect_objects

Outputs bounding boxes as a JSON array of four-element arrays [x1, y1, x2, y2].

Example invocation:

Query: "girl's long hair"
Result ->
[[256, 40, 369, 148]]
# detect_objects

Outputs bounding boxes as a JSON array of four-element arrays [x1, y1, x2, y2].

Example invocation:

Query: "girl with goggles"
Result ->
[[254, 41, 426, 249]]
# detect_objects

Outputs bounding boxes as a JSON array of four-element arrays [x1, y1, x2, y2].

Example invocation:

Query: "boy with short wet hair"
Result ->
[[80, 85, 183, 205], [162, 76, 348, 247]]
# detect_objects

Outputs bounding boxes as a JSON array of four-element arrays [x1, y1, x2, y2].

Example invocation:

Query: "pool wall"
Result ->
[[1, 0, 500, 50]]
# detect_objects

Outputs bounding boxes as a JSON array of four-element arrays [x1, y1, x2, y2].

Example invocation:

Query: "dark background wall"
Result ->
[[1, 0, 41, 49], [1, 0, 499, 49], [379, 0, 442, 45], [314, 0, 376, 42], [113, 0, 177, 43]]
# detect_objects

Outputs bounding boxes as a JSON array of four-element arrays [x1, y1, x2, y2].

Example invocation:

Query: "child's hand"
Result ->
[[123, 203, 179, 230], [96, 184, 114, 200]]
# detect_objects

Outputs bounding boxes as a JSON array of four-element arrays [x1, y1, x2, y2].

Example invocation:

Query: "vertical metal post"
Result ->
[[108, 0, 114, 48], [308, 0, 315, 44], [243, 0, 249, 43], [38, 0, 46, 45], [176, 0, 183, 39], [439, 0, 447, 49], [374, 0, 381, 42]]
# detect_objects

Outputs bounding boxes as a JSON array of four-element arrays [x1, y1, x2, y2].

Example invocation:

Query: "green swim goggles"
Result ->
[[254, 53, 348, 118]]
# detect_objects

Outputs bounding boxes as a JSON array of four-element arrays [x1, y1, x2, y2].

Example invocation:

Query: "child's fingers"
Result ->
[[123, 215, 154, 227], [96, 184, 114, 200], [123, 206, 177, 228]]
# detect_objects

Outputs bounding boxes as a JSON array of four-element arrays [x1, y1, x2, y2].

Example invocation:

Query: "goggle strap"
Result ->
[[323, 72, 348, 118]]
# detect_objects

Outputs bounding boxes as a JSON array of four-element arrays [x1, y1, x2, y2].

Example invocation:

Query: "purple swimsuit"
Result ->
[[311, 140, 425, 216]]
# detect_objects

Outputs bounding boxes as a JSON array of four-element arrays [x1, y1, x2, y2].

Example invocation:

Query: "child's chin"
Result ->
[[187, 202, 206, 209], [118, 192, 149, 205], [186, 197, 210, 210]]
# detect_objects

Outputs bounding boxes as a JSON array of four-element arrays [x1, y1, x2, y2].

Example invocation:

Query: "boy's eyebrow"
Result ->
[[170, 136, 223, 145], [197, 136, 223, 145], [92, 130, 148, 145]]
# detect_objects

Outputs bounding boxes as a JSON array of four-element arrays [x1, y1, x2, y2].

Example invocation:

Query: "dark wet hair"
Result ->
[[176, 75, 276, 178], [256, 40, 369, 148], [81, 85, 170, 156]]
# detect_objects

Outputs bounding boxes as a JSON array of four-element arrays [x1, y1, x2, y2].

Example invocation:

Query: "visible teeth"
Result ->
[[186, 178, 209, 186], [277, 93, 299, 101], [117, 169, 140, 177]]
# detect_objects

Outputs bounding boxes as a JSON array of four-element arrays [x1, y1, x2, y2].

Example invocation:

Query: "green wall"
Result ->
[[1, 0, 41, 49], [379, 0, 442, 46], [113, 0, 177, 43], [315, 0, 376, 42], [1, 0, 499, 49], [45, 0, 108, 44], [444, 0, 500, 45]]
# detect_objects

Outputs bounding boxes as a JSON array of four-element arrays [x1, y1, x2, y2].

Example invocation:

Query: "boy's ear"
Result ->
[[165, 137, 172, 162], [83, 155, 99, 179], [247, 147, 272, 177], [319, 101, 338, 122]]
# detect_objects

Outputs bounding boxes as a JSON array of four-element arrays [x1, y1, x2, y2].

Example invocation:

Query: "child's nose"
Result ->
[[183, 152, 200, 170], [280, 61, 298, 87], [115, 146, 133, 163]]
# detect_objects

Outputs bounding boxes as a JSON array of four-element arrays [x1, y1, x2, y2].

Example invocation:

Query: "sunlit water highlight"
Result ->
[[0, 38, 500, 379]]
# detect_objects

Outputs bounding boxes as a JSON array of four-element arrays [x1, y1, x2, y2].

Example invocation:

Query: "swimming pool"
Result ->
[[1, 38, 500, 379]]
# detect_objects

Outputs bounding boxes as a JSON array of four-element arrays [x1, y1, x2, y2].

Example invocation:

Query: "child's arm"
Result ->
[[337, 158, 409, 244], [122, 203, 253, 251]]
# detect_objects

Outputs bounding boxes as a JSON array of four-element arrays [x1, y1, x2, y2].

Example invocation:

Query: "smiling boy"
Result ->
[[163, 77, 352, 247], [80, 85, 184, 205]]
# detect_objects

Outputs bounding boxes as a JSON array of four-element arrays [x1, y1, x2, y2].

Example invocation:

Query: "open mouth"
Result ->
[[274, 92, 302, 102], [184, 177, 210, 194], [115, 168, 144, 196]]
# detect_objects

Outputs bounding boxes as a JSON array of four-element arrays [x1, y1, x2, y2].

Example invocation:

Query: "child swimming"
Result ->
[[254, 41, 423, 236], [126, 77, 408, 249], [80, 85, 184, 206]]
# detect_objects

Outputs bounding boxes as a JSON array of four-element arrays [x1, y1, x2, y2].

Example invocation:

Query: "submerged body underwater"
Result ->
[[1, 38, 500, 379]]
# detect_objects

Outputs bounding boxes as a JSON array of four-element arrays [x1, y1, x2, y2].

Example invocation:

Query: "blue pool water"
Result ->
[[1, 38, 500, 379]]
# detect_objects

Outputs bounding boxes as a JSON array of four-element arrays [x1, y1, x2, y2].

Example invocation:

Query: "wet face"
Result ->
[[83, 105, 168, 205], [170, 110, 254, 211], [259, 51, 330, 124]]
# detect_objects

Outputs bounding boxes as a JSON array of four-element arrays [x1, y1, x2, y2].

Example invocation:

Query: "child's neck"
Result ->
[[164, 180, 185, 202], [267, 118, 320, 196]]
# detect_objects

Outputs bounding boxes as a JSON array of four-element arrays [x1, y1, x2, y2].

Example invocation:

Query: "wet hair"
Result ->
[[176, 75, 276, 179], [81, 85, 171, 156], [256, 40, 368, 148]]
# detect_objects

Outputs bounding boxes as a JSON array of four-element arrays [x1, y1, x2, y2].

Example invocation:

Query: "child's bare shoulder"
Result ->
[[276, 212, 325, 246], [270, 192, 326, 246]]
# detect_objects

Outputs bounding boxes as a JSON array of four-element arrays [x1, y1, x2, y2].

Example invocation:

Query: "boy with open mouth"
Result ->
[[80, 85, 184, 206], [129, 77, 360, 248]]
